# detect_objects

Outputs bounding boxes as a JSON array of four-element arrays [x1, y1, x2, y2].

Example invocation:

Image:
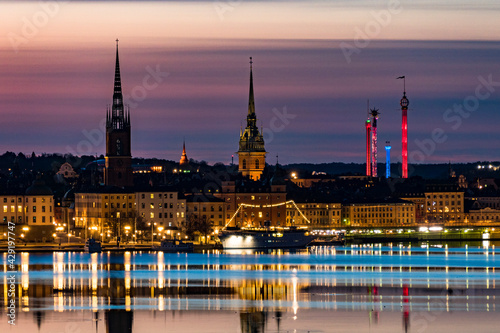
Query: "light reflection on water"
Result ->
[[0, 244, 499, 332]]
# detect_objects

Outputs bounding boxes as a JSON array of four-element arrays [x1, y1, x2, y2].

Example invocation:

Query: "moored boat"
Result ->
[[155, 239, 194, 253], [218, 227, 316, 249], [84, 238, 102, 253]]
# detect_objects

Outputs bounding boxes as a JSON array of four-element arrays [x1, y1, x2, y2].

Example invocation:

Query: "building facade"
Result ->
[[217, 180, 286, 228], [185, 195, 225, 229], [135, 190, 186, 230], [341, 199, 416, 228], [286, 202, 342, 228], [74, 189, 136, 239], [0, 179, 55, 241], [423, 184, 465, 224]]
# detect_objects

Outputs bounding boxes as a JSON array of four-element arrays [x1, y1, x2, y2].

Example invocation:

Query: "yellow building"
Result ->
[[1, 193, 25, 225], [25, 179, 54, 226], [342, 199, 416, 228], [468, 207, 500, 225], [135, 189, 186, 231], [286, 202, 341, 228], [237, 58, 266, 180], [0, 179, 55, 241], [423, 184, 465, 224], [74, 188, 136, 239]]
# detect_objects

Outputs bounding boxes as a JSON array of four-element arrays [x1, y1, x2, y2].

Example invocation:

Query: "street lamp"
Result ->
[[148, 222, 157, 245], [124, 225, 131, 242]]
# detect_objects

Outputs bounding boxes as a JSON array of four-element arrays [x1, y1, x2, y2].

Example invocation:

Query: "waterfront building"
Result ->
[[423, 183, 465, 225], [216, 179, 286, 228], [185, 194, 225, 229], [341, 198, 416, 228], [286, 202, 341, 228], [0, 178, 54, 241], [135, 188, 186, 230], [467, 207, 500, 224], [74, 188, 136, 239]]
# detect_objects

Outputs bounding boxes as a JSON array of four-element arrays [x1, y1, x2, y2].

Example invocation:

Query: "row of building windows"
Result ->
[[187, 205, 222, 212], [426, 194, 462, 199], [351, 206, 412, 212], [2, 216, 52, 223], [352, 213, 414, 218], [3, 205, 52, 213], [2, 197, 52, 203], [141, 193, 175, 199], [141, 203, 184, 209], [351, 218, 413, 224]]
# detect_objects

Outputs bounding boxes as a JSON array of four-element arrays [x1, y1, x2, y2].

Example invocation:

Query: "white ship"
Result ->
[[218, 227, 315, 249]]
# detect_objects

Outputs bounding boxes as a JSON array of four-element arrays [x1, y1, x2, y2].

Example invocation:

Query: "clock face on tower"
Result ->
[[116, 139, 121, 155]]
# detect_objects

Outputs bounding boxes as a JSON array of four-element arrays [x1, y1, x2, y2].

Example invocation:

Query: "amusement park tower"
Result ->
[[398, 76, 409, 178]]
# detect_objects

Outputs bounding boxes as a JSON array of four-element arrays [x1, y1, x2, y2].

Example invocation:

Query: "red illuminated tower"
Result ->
[[365, 117, 372, 177], [398, 76, 409, 178], [370, 108, 380, 177]]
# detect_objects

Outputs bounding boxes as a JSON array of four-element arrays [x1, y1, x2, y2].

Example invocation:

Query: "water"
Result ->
[[1, 244, 499, 332]]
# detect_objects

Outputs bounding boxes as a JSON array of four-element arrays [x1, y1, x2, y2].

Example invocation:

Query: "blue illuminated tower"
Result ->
[[385, 141, 391, 179]]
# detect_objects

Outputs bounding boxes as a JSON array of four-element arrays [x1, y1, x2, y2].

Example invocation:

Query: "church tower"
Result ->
[[238, 57, 266, 180], [104, 40, 133, 187]]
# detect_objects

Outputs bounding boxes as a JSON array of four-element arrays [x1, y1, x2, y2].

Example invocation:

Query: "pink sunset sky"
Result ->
[[1, 1, 500, 164]]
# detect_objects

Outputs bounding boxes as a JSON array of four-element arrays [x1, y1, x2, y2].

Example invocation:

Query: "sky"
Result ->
[[1, 0, 500, 165]]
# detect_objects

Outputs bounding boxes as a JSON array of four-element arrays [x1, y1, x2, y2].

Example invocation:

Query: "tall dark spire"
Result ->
[[248, 57, 255, 115], [105, 40, 133, 187], [108, 39, 127, 130]]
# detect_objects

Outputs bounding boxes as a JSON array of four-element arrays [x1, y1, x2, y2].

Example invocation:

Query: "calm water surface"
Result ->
[[1, 243, 499, 333]]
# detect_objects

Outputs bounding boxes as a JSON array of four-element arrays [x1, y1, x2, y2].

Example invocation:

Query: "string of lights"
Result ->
[[223, 200, 310, 229]]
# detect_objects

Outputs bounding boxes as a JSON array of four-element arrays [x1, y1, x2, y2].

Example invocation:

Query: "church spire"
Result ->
[[108, 39, 126, 130], [105, 40, 133, 188], [114, 39, 122, 96], [180, 139, 189, 166], [238, 57, 266, 181], [248, 57, 255, 115]]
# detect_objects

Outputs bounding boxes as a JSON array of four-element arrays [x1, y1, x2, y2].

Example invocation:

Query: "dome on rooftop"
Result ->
[[26, 178, 53, 196]]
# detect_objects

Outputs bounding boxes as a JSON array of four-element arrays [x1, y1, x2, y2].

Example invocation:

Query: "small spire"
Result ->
[[180, 139, 189, 166]]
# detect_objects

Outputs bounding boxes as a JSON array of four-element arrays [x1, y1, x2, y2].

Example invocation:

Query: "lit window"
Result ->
[[150, 212, 154, 219]]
